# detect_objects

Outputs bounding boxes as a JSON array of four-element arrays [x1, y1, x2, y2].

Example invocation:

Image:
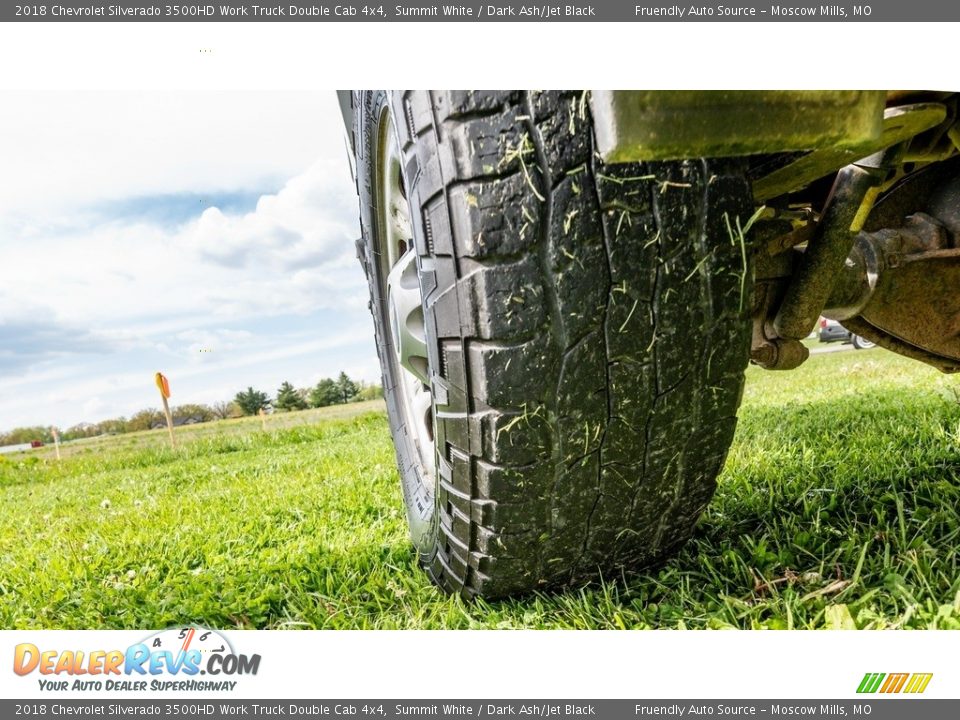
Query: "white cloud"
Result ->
[[0, 90, 346, 218], [191, 156, 357, 272], [82, 397, 106, 418], [0, 154, 365, 338]]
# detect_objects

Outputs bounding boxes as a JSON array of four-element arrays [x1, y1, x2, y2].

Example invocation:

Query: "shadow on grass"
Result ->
[[568, 388, 960, 628]]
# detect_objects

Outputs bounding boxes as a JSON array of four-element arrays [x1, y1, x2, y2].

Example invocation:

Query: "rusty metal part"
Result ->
[[772, 160, 888, 342], [753, 140, 915, 369], [751, 337, 810, 371], [838, 316, 960, 373], [766, 221, 816, 257], [819, 189, 960, 372], [753, 103, 947, 201], [822, 206, 960, 373], [826, 213, 947, 294], [924, 172, 960, 234], [863, 157, 960, 231], [900, 248, 960, 263], [819, 233, 883, 321], [749, 281, 809, 370], [857, 260, 960, 371], [590, 90, 885, 163], [753, 146, 960, 374], [747, 103, 960, 373]]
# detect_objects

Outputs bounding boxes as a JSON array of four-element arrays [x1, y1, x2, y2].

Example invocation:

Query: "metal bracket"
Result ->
[[753, 103, 947, 201]]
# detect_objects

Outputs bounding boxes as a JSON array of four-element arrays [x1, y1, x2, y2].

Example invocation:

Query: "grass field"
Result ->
[[2, 349, 959, 630]]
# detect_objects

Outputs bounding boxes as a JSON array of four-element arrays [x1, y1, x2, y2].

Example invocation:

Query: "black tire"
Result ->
[[354, 90, 755, 599]]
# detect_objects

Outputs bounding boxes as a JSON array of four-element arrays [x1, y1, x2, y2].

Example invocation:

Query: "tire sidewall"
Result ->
[[356, 90, 439, 559]]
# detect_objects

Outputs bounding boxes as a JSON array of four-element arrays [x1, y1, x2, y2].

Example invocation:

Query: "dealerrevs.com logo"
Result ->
[[13, 627, 260, 693]]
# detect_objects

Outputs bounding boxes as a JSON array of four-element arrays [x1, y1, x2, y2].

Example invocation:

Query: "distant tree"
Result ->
[[97, 417, 129, 435], [274, 381, 307, 412], [309, 378, 341, 408], [356, 382, 384, 402], [234, 387, 270, 416], [127, 409, 164, 432], [172, 404, 214, 423], [63, 423, 98, 441], [336, 372, 360, 404], [209, 400, 238, 420], [0, 426, 50, 445]]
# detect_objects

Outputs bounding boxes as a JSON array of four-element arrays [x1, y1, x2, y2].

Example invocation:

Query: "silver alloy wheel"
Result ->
[[853, 334, 876, 350], [375, 108, 436, 484]]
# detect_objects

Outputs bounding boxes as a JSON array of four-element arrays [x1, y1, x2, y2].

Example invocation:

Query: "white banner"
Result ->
[[1, 630, 954, 700]]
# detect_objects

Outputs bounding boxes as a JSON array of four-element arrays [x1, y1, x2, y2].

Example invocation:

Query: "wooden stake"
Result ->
[[51, 427, 61, 462], [259, 407, 267, 432], [161, 393, 176, 449], [155, 372, 176, 449]]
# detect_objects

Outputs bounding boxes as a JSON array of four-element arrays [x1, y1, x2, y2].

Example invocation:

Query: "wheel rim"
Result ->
[[375, 108, 436, 486]]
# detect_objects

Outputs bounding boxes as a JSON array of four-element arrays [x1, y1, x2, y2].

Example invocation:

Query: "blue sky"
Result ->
[[0, 91, 379, 431]]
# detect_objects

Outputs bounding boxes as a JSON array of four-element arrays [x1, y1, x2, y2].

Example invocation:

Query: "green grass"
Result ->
[[2, 350, 959, 629]]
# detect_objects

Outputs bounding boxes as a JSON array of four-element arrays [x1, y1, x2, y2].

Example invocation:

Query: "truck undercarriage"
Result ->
[[590, 90, 960, 374]]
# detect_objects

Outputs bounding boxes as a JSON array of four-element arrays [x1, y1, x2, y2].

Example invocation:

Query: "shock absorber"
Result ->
[[756, 143, 907, 370]]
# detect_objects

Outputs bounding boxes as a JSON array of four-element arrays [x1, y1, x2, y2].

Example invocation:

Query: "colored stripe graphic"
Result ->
[[884, 673, 909, 693], [857, 673, 885, 693], [857, 672, 932, 694], [904, 674, 933, 694]]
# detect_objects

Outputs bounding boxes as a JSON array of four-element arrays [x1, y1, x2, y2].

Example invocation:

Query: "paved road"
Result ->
[[809, 343, 857, 355]]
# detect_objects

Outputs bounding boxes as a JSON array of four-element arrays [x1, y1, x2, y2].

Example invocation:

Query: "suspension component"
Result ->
[[822, 210, 960, 373], [773, 145, 905, 342], [752, 144, 909, 371]]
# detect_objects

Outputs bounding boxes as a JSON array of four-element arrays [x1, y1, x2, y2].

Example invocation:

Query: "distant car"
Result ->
[[818, 318, 876, 349]]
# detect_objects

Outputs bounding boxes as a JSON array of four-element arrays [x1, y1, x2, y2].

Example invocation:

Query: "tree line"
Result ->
[[0, 372, 381, 445], [233, 372, 370, 414]]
